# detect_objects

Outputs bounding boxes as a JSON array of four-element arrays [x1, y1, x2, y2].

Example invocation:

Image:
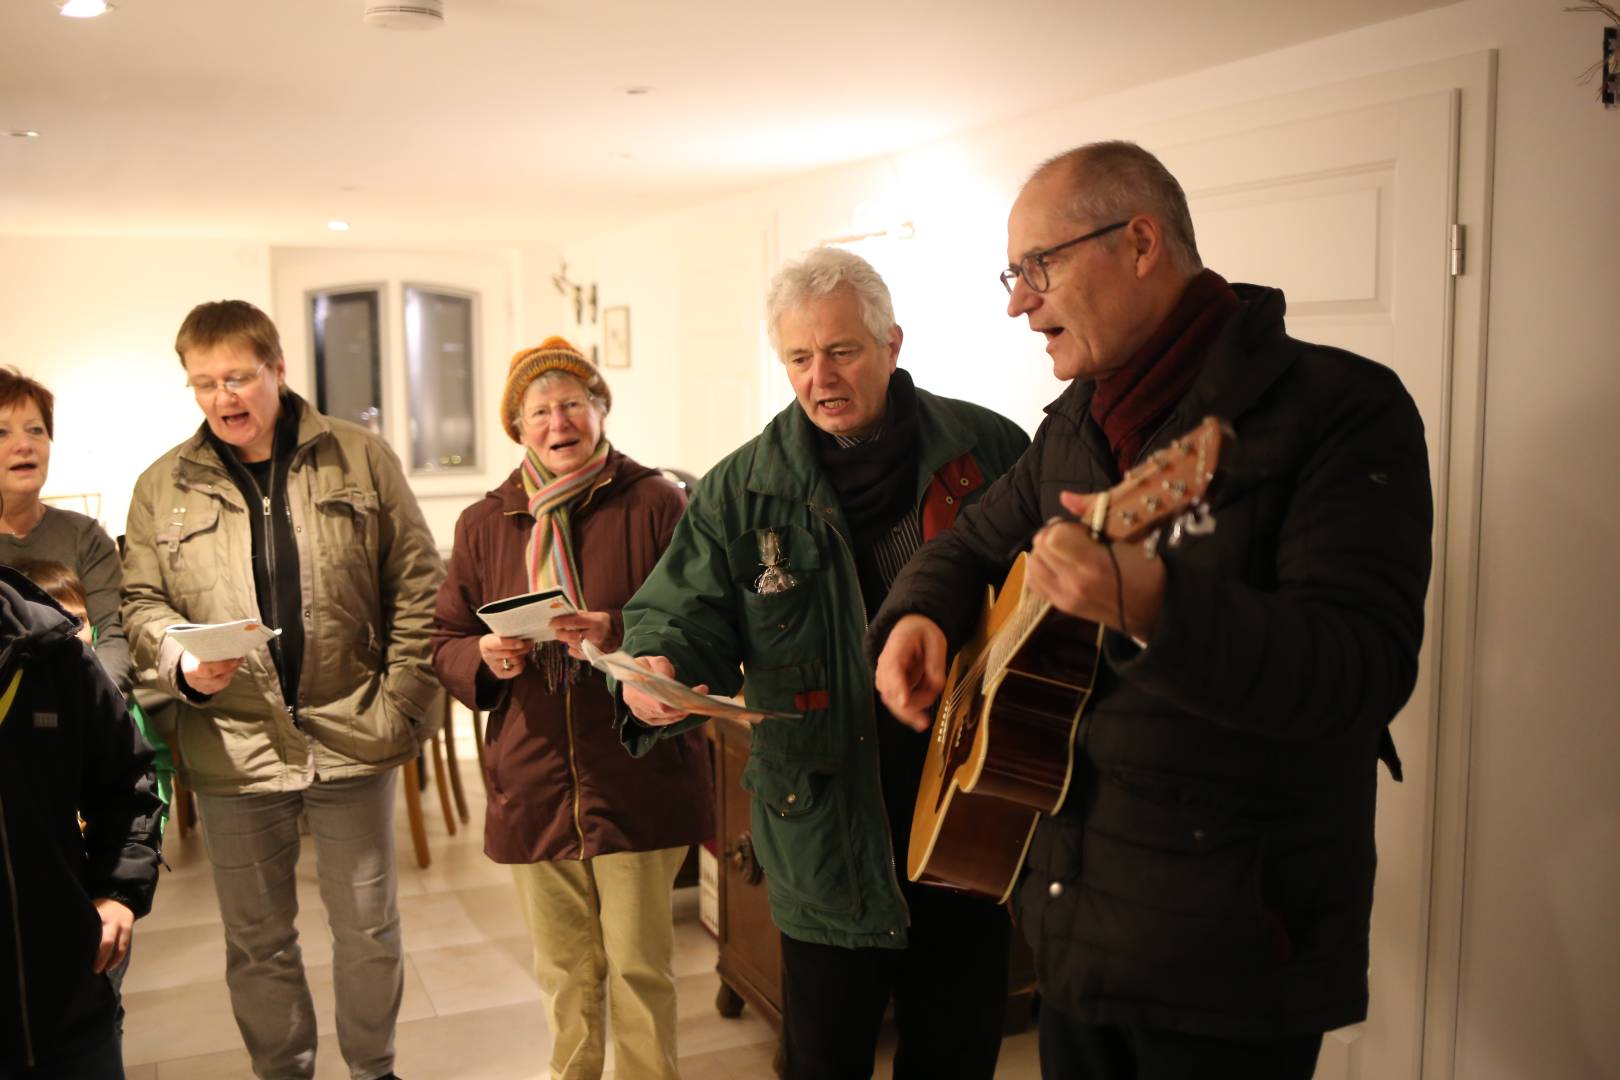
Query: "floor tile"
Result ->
[[410, 937, 543, 1017]]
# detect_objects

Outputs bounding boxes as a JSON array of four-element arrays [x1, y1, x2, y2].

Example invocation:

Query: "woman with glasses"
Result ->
[[431, 337, 711, 1080], [0, 366, 132, 694], [121, 299, 442, 1080]]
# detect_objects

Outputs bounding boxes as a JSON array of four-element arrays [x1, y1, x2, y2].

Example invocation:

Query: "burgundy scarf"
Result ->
[[1090, 269, 1240, 473]]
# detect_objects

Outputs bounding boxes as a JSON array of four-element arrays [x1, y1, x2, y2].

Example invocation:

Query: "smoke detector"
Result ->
[[363, 1, 444, 30]]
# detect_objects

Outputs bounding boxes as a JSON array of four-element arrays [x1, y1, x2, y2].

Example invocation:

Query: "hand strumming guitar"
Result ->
[[873, 615, 948, 733]]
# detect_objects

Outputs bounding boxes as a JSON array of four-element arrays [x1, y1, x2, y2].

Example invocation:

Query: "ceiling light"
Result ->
[[6, 131, 41, 139], [58, 0, 113, 18], [624, 86, 653, 96], [363, 1, 445, 30], [327, 220, 351, 232]]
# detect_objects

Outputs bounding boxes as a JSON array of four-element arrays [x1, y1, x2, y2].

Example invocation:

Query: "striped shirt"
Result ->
[[834, 427, 924, 592]]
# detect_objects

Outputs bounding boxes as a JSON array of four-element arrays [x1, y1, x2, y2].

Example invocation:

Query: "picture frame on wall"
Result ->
[[603, 305, 631, 369]]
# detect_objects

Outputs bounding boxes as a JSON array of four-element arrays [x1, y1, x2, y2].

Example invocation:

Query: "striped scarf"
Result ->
[[520, 440, 611, 603], [520, 440, 611, 689]]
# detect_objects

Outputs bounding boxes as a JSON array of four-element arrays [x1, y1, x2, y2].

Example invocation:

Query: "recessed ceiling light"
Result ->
[[327, 220, 351, 232], [6, 130, 41, 139], [624, 86, 654, 96], [58, 0, 114, 18]]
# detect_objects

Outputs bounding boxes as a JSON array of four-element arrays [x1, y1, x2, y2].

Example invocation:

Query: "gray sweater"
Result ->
[[0, 506, 132, 693]]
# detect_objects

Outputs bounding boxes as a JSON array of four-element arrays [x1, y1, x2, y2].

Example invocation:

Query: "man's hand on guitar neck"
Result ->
[[1027, 491, 1168, 642], [874, 615, 948, 732]]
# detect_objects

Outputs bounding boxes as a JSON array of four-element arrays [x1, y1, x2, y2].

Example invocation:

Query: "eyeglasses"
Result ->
[[1000, 220, 1130, 295], [187, 361, 269, 397], [527, 398, 591, 425]]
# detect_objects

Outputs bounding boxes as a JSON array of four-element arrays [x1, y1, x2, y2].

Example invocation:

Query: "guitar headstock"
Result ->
[[1091, 416, 1226, 544]]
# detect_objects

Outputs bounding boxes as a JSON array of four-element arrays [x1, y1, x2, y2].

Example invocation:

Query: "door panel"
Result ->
[[1150, 90, 1456, 1080]]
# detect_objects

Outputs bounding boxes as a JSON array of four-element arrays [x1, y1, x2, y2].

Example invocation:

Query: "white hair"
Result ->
[[765, 247, 897, 354]]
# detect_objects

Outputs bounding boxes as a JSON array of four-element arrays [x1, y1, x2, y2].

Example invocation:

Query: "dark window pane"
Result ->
[[404, 286, 478, 472], [310, 290, 382, 435]]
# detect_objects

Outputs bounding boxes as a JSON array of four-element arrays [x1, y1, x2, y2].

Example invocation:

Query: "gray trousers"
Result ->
[[197, 770, 402, 1080]]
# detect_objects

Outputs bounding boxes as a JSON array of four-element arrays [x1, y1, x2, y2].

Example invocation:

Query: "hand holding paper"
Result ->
[[476, 589, 577, 642], [165, 619, 280, 662], [582, 642, 798, 725]]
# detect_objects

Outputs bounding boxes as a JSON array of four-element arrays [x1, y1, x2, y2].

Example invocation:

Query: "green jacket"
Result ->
[[616, 380, 1028, 948]]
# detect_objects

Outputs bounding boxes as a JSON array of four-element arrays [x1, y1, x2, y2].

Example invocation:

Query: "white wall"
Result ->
[[1, 236, 272, 536], [2, 236, 572, 549], [561, 2, 1620, 1076]]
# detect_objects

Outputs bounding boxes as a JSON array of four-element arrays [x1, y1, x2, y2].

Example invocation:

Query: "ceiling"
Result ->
[[0, 0, 1453, 248]]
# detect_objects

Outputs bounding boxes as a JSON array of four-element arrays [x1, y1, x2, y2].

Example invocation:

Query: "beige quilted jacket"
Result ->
[[122, 399, 444, 795]]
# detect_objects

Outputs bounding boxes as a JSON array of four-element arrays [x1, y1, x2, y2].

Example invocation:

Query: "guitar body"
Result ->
[[907, 554, 1103, 903]]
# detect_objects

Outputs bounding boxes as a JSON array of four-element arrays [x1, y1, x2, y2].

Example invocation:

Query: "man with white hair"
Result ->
[[871, 141, 1434, 1079], [613, 247, 1030, 1079]]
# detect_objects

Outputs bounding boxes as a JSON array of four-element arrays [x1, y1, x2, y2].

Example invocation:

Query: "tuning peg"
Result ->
[[1183, 503, 1217, 536]]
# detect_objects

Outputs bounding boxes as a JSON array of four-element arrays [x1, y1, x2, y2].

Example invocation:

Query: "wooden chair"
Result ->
[[400, 690, 470, 869]]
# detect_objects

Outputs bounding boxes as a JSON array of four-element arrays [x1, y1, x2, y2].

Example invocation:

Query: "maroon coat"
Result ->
[[432, 450, 713, 863]]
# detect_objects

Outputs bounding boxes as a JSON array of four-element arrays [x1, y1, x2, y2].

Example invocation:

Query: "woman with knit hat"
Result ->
[[431, 336, 711, 1080]]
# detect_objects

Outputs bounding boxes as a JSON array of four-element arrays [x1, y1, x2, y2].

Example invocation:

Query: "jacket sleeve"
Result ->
[[605, 479, 688, 646], [1107, 367, 1433, 739], [867, 420, 1047, 662], [71, 640, 163, 919], [431, 505, 508, 714], [370, 438, 447, 734], [612, 482, 744, 757], [74, 518, 132, 696], [120, 463, 193, 701]]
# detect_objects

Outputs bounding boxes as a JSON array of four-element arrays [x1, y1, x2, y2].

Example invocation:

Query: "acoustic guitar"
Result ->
[[908, 416, 1226, 902]]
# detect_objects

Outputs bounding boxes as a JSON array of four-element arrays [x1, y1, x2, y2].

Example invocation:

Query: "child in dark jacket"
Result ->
[[0, 564, 163, 1078]]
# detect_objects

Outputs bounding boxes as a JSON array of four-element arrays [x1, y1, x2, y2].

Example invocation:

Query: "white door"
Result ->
[[1144, 88, 1461, 1080]]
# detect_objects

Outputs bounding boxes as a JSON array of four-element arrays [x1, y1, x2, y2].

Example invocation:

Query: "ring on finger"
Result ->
[[501, 658, 512, 672]]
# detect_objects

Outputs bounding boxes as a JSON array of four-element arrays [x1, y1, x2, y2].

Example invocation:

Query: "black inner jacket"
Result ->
[[205, 395, 304, 712]]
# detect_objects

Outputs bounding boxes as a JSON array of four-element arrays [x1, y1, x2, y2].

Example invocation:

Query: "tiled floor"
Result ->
[[122, 735, 1040, 1079]]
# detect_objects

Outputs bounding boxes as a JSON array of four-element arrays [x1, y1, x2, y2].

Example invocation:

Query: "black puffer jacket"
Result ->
[[0, 566, 162, 1071], [869, 285, 1432, 1038]]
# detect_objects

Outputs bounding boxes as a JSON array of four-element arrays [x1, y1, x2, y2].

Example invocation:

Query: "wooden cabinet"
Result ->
[[706, 717, 1039, 1037], [710, 715, 783, 1027]]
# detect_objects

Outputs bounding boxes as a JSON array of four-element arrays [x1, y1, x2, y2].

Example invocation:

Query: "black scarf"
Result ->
[[812, 368, 920, 551]]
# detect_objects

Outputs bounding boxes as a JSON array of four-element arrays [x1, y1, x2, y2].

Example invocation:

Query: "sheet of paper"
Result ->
[[165, 619, 281, 662], [582, 641, 798, 723], [476, 589, 579, 641]]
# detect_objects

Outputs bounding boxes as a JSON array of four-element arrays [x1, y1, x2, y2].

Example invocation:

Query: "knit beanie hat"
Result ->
[[500, 336, 612, 442]]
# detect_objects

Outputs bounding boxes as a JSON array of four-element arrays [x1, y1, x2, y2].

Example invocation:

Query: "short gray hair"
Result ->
[[1034, 141, 1203, 275], [765, 247, 896, 354]]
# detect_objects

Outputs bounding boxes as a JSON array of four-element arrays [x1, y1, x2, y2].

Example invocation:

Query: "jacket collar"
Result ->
[[743, 371, 980, 505], [0, 566, 76, 677], [1043, 283, 1297, 473], [175, 391, 332, 476]]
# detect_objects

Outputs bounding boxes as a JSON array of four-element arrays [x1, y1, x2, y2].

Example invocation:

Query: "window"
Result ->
[[403, 285, 478, 472], [309, 288, 383, 434]]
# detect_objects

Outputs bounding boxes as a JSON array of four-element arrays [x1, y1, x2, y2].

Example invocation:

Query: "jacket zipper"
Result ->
[[811, 500, 911, 931], [0, 789, 35, 1068], [241, 448, 290, 722], [564, 684, 586, 859]]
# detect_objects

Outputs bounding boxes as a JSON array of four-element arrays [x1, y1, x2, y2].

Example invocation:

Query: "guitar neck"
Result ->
[[984, 487, 1109, 681], [985, 590, 1053, 683]]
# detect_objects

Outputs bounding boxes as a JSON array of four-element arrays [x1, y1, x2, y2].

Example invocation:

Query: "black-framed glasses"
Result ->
[[1000, 220, 1130, 295]]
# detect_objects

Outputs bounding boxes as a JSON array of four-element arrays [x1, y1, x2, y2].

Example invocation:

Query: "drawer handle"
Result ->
[[725, 833, 763, 885]]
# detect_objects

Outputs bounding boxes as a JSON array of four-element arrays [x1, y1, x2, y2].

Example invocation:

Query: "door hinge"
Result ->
[[1449, 224, 1466, 277]]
